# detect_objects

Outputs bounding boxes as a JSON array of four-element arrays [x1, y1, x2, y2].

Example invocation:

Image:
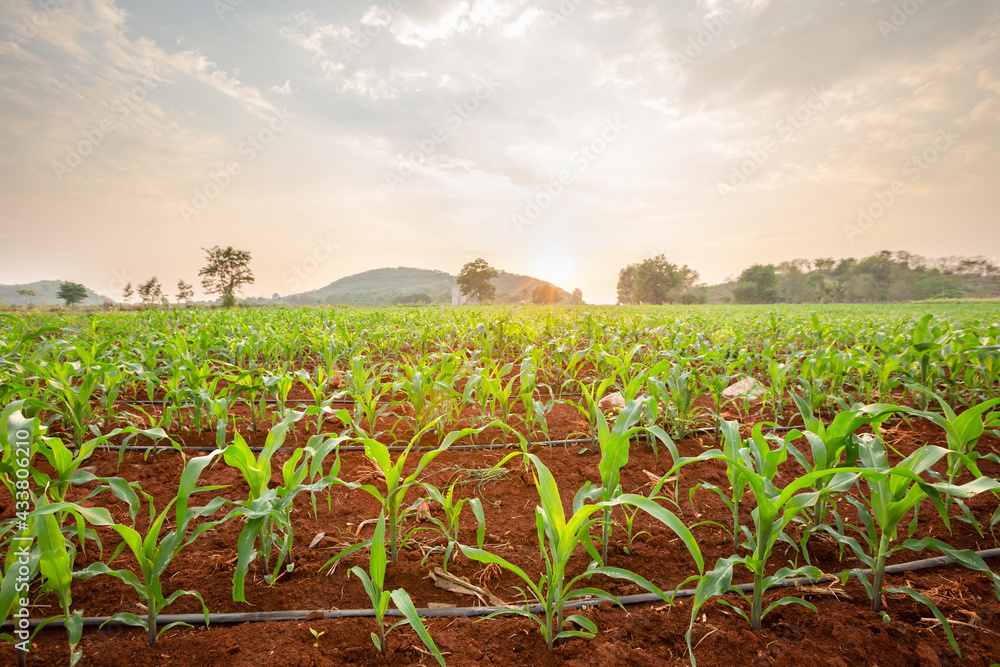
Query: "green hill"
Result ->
[[0, 280, 109, 307], [284, 267, 576, 306]]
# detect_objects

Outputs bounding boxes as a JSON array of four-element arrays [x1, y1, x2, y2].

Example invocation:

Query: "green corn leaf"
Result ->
[[389, 588, 446, 667], [887, 586, 960, 657]]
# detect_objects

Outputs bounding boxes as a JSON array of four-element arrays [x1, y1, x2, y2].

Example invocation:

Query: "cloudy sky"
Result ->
[[1, 0, 998, 303]]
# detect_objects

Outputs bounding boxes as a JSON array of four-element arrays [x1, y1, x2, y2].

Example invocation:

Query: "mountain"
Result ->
[[283, 266, 576, 305], [0, 280, 110, 307]]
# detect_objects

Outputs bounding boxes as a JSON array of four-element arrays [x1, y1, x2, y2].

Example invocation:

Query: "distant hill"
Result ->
[[0, 280, 110, 307], [283, 266, 576, 305]]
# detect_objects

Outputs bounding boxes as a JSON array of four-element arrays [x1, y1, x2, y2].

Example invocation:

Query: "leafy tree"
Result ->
[[456, 258, 498, 303], [56, 281, 88, 307], [122, 282, 133, 304], [16, 289, 34, 307], [532, 284, 556, 304], [176, 280, 195, 304], [137, 277, 164, 307], [571, 288, 583, 305], [199, 246, 254, 308], [733, 264, 780, 304], [616, 255, 699, 304], [398, 293, 432, 305]]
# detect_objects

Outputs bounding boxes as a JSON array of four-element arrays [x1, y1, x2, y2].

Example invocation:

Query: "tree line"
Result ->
[[55, 246, 254, 308], [616, 250, 1000, 304]]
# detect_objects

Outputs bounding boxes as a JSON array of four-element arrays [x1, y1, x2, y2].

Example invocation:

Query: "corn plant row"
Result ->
[[3, 383, 999, 665]]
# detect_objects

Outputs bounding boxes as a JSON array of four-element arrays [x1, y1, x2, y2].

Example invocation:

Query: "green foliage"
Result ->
[[137, 277, 164, 307], [349, 514, 446, 665], [461, 453, 702, 652], [74, 452, 228, 645], [457, 258, 499, 303], [409, 481, 485, 571], [733, 265, 780, 304], [199, 246, 254, 308], [56, 282, 88, 307], [616, 254, 700, 305]]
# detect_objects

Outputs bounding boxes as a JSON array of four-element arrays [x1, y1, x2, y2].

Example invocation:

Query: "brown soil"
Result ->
[[4, 410, 1000, 666]]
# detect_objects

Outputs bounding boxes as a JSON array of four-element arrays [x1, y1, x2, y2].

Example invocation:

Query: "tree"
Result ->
[[571, 288, 583, 305], [16, 289, 34, 308], [733, 264, 780, 304], [176, 280, 195, 304], [56, 281, 88, 307], [531, 284, 556, 305], [199, 246, 254, 308], [122, 282, 133, 304], [138, 277, 164, 307], [456, 258, 498, 303], [616, 255, 700, 304], [398, 293, 432, 305]]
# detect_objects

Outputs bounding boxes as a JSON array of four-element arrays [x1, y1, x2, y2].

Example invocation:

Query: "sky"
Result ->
[[1, 0, 998, 304]]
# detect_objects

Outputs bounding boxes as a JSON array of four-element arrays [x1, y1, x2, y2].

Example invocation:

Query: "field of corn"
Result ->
[[1, 303, 999, 666]]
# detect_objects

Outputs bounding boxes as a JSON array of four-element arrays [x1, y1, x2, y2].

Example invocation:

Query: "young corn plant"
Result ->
[[682, 452, 863, 664], [818, 434, 1000, 644], [683, 419, 750, 553], [578, 395, 676, 565], [784, 399, 899, 531], [74, 451, 229, 645], [647, 359, 703, 442], [517, 356, 551, 439], [222, 411, 305, 589], [901, 396, 1000, 485], [407, 481, 485, 572], [461, 453, 703, 653], [28, 359, 113, 446], [565, 377, 618, 442], [350, 513, 446, 665], [346, 356, 394, 437], [18, 494, 119, 667], [327, 422, 494, 567]]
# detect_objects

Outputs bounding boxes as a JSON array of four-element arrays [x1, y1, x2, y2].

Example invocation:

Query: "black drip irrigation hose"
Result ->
[[94, 393, 591, 407], [84, 422, 838, 454], [10, 549, 999, 630], [92, 423, 826, 451]]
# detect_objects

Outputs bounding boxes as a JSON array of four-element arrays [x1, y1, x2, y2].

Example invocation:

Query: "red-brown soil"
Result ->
[[4, 408, 1000, 666]]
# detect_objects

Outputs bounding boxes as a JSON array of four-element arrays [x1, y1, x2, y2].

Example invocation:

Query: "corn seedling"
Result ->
[[327, 422, 496, 567], [350, 513, 446, 665], [579, 395, 676, 564], [407, 481, 485, 572], [461, 453, 702, 652], [74, 451, 229, 645]]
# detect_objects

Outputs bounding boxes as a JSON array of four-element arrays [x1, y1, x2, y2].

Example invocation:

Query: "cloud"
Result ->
[[1, 0, 998, 303]]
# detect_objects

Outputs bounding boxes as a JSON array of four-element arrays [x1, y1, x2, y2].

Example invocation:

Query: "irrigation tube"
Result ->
[[9, 549, 999, 631], [85, 422, 836, 454]]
